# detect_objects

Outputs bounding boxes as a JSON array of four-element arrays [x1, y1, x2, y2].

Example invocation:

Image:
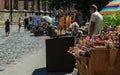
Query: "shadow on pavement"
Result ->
[[30, 35, 46, 37], [32, 67, 71, 75]]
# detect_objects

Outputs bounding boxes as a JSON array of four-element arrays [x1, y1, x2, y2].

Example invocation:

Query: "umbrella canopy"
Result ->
[[100, 0, 120, 14], [42, 16, 55, 25]]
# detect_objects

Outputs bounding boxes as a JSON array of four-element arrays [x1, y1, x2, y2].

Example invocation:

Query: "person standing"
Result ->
[[24, 16, 29, 31], [89, 4, 103, 39], [28, 17, 32, 31], [73, 10, 79, 24], [85, 16, 89, 23], [18, 18, 21, 32], [78, 10, 84, 27], [31, 13, 41, 33], [5, 19, 10, 36], [58, 8, 64, 29], [66, 9, 72, 28]]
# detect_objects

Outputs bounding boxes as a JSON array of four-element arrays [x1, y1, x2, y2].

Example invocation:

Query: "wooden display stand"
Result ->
[[76, 48, 120, 75], [116, 26, 120, 34], [76, 57, 89, 75]]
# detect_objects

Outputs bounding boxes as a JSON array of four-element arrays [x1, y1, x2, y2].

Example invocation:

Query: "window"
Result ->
[[24, 0, 28, 10], [42, 1, 45, 11], [14, 0, 18, 9], [37, 0, 40, 10], [4, 0, 9, 10]]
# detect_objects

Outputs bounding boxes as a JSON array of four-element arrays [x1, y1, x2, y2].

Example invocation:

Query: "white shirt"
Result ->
[[89, 11, 103, 35]]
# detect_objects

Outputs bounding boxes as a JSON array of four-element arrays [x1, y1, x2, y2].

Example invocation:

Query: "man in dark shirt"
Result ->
[[5, 19, 10, 36], [24, 17, 29, 30]]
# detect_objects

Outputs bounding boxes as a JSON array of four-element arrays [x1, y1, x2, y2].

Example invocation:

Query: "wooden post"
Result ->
[[14, 0, 18, 9], [10, 0, 13, 23]]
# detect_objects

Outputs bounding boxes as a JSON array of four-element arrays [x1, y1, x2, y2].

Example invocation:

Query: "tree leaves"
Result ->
[[102, 12, 120, 27], [48, 0, 111, 10]]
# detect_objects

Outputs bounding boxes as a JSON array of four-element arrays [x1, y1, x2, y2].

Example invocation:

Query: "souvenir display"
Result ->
[[68, 30, 120, 58]]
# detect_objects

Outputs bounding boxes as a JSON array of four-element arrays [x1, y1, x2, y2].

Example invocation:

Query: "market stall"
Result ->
[[69, 47, 120, 75], [68, 28, 120, 75]]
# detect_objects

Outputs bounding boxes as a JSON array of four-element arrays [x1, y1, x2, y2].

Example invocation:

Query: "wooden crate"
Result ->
[[116, 26, 120, 34], [76, 48, 120, 75], [76, 57, 89, 75], [89, 48, 120, 75]]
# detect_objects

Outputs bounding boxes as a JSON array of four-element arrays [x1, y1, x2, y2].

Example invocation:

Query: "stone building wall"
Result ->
[[0, 0, 49, 25], [0, 12, 26, 25], [0, 12, 5, 25]]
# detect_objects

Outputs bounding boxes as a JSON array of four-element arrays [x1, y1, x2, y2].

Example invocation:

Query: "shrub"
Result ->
[[102, 12, 120, 27]]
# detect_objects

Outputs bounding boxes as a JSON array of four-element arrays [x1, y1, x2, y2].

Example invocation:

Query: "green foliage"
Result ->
[[48, 0, 111, 10], [89, 0, 112, 11], [47, 0, 111, 18], [102, 13, 120, 27]]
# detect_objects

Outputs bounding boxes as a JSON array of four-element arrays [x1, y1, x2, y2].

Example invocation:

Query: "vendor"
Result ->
[[72, 25, 82, 38], [72, 25, 82, 44], [88, 5, 103, 39]]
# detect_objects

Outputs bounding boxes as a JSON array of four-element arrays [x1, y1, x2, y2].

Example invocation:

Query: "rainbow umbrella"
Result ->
[[100, 0, 120, 14], [42, 16, 55, 25]]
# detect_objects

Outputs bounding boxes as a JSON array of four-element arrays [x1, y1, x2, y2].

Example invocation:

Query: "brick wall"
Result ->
[[0, 0, 4, 10], [18, 1, 24, 10], [28, 1, 32, 10]]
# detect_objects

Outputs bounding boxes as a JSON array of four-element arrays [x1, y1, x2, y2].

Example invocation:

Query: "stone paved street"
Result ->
[[0, 25, 45, 66], [0, 26, 72, 75]]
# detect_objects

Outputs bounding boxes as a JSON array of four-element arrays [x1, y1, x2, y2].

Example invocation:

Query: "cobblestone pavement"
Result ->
[[0, 26, 45, 70]]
